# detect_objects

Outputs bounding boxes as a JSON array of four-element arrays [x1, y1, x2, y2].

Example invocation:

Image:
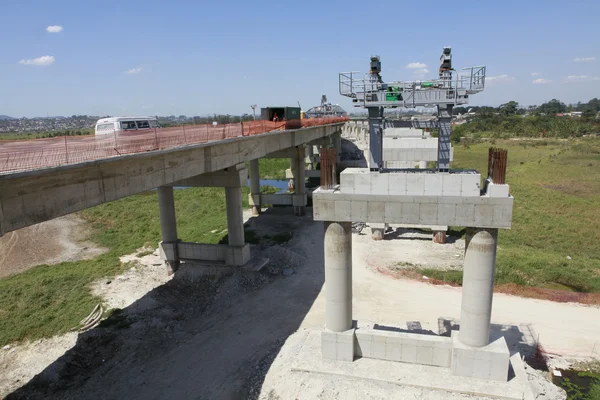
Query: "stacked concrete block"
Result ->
[[355, 328, 453, 368], [484, 181, 510, 198], [322, 329, 355, 362], [451, 332, 510, 382], [313, 189, 513, 229], [340, 169, 480, 197]]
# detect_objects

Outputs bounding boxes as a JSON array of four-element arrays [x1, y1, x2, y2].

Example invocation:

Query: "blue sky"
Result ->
[[1, 0, 599, 118]]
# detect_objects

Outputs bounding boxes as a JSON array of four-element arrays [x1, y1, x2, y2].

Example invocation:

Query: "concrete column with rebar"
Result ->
[[324, 221, 353, 332], [249, 159, 261, 216], [459, 228, 498, 347], [157, 186, 179, 274]]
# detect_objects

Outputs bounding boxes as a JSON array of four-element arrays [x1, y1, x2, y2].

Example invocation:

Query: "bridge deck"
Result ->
[[0, 118, 347, 174]]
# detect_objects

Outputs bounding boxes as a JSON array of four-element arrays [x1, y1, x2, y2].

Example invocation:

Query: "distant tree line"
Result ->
[[452, 98, 600, 140], [454, 98, 600, 118], [158, 114, 255, 127]]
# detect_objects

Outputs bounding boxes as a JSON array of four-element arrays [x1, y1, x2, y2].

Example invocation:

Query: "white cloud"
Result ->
[[532, 78, 551, 84], [19, 55, 55, 66], [531, 72, 541, 76], [413, 68, 429, 75], [573, 57, 596, 63], [126, 67, 142, 75], [46, 25, 63, 33], [565, 75, 600, 82], [406, 62, 427, 69], [486, 74, 515, 84]]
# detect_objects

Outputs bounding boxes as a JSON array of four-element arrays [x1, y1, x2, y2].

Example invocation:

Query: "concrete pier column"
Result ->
[[459, 228, 498, 347], [324, 221, 353, 332], [419, 160, 428, 169], [332, 132, 342, 164], [225, 186, 245, 247], [158, 186, 179, 274], [249, 159, 261, 216], [294, 146, 306, 216]]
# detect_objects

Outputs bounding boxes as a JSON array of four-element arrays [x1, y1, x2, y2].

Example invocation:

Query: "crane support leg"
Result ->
[[368, 107, 384, 171], [437, 105, 453, 172]]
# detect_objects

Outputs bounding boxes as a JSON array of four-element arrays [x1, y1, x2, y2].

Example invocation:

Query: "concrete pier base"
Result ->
[[157, 186, 179, 274], [324, 221, 352, 333], [370, 223, 387, 240]]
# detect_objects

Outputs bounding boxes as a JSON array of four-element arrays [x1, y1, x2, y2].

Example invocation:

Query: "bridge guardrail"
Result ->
[[0, 117, 348, 174]]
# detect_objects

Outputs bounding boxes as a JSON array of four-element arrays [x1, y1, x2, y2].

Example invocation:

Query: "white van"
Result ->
[[94, 117, 161, 135]]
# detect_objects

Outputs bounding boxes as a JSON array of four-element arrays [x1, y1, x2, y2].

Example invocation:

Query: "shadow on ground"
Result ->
[[383, 227, 461, 244], [8, 208, 324, 400]]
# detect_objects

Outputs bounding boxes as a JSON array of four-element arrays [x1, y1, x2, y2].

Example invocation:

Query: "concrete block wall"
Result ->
[[322, 329, 355, 362], [160, 241, 250, 266], [320, 326, 511, 382], [354, 328, 453, 368], [313, 189, 514, 228], [340, 169, 480, 197], [451, 332, 510, 382]]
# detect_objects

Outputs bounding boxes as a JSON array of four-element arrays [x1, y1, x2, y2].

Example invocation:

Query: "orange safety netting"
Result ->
[[0, 117, 348, 174]]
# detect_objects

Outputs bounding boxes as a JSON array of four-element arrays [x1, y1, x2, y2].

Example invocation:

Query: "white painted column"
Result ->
[[324, 221, 353, 332], [225, 186, 245, 247], [459, 228, 498, 347], [158, 186, 179, 274], [249, 159, 261, 216], [419, 160, 428, 169]]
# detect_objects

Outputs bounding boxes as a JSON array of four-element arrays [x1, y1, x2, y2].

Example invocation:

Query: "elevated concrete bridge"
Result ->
[[0, 123, 344, 271]]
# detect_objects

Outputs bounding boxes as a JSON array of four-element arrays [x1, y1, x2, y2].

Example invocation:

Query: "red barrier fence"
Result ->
[[0, 117, 348, 174]]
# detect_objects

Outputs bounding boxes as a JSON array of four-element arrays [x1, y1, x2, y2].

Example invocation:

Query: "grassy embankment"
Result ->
[[0, 159, 289, 346], [419, 138, 600, 296]]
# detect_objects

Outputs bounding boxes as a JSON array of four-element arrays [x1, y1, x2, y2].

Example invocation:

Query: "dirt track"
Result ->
[[0, 215, 106, 278]]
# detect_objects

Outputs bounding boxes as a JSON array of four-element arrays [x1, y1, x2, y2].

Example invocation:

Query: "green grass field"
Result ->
[[0, 186, 260, 346], [258, 158, 289, 180], [421, 138, 600, 293]]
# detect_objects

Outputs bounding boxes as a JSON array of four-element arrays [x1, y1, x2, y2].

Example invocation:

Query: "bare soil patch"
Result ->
[[0, 215, 106, 278]]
